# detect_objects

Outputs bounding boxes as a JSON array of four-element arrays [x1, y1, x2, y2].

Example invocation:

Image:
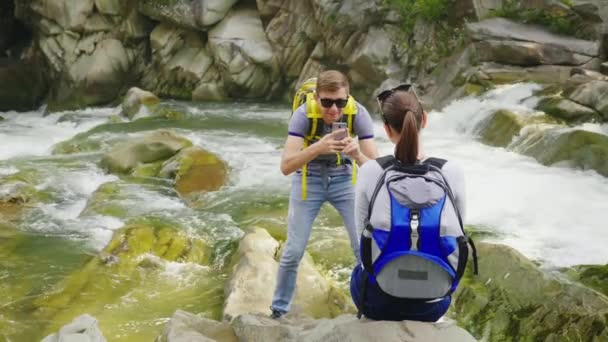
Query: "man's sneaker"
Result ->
[[269, 308, 284, 319]]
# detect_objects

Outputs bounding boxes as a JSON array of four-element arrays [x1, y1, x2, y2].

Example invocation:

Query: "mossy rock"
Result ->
[[100, 130, 193, 174], [464, 82, 488, 96], [52, 135, 104, 155], [159, 146, 227, 197], [131, 160, 164, 178], [465, 224, 500, 241], [517, 129, 608, 177], [0, 169, 53, 211], [79, 181, 128, 218], [229, 196, 288, 242], [452, 243, 608, 341], [33, 220, 210, 320], [563, 264, 608, 298], [537, 96, 599, 123], [533, 84, 562, 97], [476, 110, 524, 147]]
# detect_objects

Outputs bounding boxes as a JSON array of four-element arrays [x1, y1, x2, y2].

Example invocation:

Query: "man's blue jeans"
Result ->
[[271, 173, 359, 314]]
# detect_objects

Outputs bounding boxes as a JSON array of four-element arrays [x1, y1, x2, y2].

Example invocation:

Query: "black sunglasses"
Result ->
[[319, 98, 348, 109], [376, 84, 421, 121], [376, 84, 419, 103]]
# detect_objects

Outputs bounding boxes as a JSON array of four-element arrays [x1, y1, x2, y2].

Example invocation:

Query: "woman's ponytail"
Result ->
[[380, 90, 423, 165], [395, 111, 419, 164]]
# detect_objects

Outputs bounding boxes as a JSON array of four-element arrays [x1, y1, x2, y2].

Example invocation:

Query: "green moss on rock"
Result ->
[[537, 96, 599, 123], [518, 129, 608, 177], [564, 264, 608, 297], [477, 110, 524, 147], [33, 220, 210, 322], [161, 147, 228, 197], [452, 243, 608, 341], [131, 161, 164, 177]]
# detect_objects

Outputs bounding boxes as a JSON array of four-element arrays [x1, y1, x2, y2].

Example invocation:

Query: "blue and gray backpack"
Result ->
[[358, 155, 478, 317]]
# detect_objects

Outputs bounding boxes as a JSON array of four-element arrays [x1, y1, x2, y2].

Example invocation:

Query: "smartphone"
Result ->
[[332, 122, 348, 140]]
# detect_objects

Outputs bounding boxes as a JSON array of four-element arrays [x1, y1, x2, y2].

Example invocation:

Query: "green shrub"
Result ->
[[385, 0, 449, 35], [489, 0, 593, 40]]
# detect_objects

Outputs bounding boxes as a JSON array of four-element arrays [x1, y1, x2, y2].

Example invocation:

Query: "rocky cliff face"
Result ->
[[3, 0, 608, 114]]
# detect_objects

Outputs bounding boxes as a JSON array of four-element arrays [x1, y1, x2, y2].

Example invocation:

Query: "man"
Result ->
[[271, 70, 379, 318]]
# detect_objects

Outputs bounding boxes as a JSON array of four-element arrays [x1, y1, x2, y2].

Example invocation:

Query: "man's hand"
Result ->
[[315, 129, 348, 154]]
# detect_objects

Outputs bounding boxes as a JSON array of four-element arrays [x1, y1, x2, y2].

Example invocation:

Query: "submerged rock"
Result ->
[[33, 220, 211, 328], [41, 314, 107, 342]]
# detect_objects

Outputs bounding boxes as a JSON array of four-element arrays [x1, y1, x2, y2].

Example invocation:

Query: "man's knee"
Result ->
[[279, 246, 305, 268]]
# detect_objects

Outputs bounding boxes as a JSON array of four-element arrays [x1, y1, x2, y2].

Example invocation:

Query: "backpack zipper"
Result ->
[[410, 209, 420, 251]]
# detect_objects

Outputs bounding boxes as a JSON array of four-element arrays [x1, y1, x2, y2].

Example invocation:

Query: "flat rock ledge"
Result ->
[[158, 309, 477, 342]]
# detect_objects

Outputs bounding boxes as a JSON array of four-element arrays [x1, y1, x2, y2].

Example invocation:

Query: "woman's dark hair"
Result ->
[[379, 90, 423, 164]]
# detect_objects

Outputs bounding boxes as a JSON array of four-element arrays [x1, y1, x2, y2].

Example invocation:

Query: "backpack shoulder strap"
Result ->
[[376, 155, 397, 170], [361, 156, 396, 274], [423, 157, 447, 170]]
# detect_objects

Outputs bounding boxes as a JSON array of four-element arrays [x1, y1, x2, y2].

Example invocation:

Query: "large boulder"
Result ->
[[223, 229, 352, 321], [263, 1, 319, 83], [208, 7, 279, 98], [468, 62, 575, 85], [48, 38, 131, 111], [100, 130, 192, 174], [565, 80, 608, 121], [467, 17, 599, 58], [536, 96, 600, 123], [24, 0, 96, 32], [141, 23, 225, 100], [453, 243, 608, 340], [15, 0, 150, 111], [473, 39, 594, 66], [139, 0, 238, 30], [513, 128, 608, 177]]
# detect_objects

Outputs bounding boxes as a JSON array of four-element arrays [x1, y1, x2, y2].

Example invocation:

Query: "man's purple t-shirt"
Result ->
[[288, 102, 375, 176]]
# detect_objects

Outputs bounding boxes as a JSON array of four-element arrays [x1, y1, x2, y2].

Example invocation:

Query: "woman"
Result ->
[[349, 85, 468, 322]]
